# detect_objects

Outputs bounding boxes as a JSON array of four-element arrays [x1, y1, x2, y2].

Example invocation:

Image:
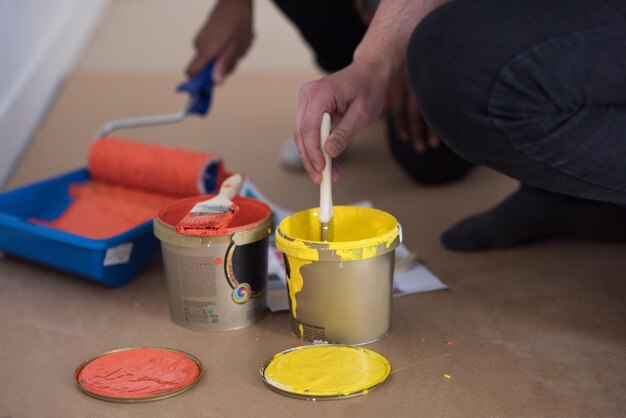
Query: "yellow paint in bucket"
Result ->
[[260, 344, 391, 399], [276, 206, 401, 345]]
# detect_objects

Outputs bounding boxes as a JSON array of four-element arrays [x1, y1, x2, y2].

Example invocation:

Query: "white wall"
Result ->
[[0, 0, 107, 187]]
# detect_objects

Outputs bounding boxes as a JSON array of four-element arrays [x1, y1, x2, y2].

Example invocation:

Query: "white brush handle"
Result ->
[[319, 113, 333, 223], [188, 173, 243, 214], [218, 173, 243, 199]]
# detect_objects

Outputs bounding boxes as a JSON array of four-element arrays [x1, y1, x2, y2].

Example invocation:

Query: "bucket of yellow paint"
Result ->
[[154, 195, 273, 331], [275, 206, 401, 345]]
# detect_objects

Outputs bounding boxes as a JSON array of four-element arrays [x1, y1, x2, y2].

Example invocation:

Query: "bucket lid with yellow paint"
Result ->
[[260, 344, 391, 400]]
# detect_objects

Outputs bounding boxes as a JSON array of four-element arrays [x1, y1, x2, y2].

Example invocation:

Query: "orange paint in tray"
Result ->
[[30, 137, 226, 239]]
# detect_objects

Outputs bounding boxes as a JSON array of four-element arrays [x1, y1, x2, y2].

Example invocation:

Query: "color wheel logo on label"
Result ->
[[232, 283, 251, 304]]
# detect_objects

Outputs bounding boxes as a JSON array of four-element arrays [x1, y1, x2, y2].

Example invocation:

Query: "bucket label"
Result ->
[[291, 319, 327, 343], [225, 240, 268, 300], [246, 306, 265, 321], [232, 283, 251, 304], [177, 255, 217, 298], [160, 234, 269, 331], [183, 300, 218, 324]]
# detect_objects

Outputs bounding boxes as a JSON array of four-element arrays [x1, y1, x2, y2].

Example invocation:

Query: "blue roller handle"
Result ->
[[177, 61, 215, 116]]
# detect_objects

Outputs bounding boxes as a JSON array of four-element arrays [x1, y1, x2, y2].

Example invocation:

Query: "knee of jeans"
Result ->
[[407, 2, 475, 93], [407, 7, 447, 100], [406, 1, 506, 164], [406, 7, 469, 160]]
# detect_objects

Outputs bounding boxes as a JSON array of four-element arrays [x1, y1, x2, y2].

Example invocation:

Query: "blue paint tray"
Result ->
[[0, 168, 160, 287]]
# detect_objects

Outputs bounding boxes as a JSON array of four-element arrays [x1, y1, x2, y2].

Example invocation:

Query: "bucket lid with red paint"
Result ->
[[74, 347, 202, 402]]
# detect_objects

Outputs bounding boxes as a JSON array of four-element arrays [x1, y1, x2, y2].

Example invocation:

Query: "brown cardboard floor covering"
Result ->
[[1, 71, 625, 417]]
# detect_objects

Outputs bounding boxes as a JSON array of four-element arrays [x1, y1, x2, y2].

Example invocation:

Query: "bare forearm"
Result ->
[[354, 0, 448, 79]]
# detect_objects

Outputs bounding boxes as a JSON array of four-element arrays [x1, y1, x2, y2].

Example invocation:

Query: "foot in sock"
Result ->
[[442, 184, 626, 251]]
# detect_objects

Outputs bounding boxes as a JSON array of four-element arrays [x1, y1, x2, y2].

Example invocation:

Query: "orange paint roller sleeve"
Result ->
[[88, 137, 224, 197]]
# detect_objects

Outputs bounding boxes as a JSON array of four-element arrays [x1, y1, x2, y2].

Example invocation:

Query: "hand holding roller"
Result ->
[[94, 61, 216, 139], [319, 113, 333, 242]]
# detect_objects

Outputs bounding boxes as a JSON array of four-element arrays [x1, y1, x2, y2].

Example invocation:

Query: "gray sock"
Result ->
[[442, 185, 626, 251]]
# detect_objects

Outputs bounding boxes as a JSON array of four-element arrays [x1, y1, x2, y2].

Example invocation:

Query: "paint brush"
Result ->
[[176, 173, 243, 236], [319, 113, 334, 242]]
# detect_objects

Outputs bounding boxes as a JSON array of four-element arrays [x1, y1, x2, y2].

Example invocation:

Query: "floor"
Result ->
[[1, 1, 625, 416]]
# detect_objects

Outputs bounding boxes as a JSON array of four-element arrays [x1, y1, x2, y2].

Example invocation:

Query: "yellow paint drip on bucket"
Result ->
[[275, 206, 401, 345], [260, 344, 391, 400]]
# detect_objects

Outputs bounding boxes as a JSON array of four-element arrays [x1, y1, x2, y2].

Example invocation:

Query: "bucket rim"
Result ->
[[157, 195, 272, 233], [275, 206, 401, 262], [154, 214, 273, 248]]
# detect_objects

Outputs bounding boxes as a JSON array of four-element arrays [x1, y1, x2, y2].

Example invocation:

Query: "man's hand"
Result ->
[[186, 0, 253, 83], [293, 0, 442, 183], [295, 60, 391, 183]]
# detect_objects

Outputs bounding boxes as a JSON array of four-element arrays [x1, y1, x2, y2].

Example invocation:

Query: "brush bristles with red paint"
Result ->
[[176, 203, 239, 236], [175, 174, 243, 236]]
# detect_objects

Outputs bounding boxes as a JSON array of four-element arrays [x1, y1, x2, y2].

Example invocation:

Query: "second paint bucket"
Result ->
[[275, 206, 401, 345], [154, 195, 273, 331]]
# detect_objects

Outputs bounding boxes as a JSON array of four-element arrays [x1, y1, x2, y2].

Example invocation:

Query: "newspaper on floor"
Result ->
[[241, 179, 447, 312]]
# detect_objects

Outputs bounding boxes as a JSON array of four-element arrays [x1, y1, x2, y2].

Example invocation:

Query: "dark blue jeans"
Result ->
[[271, 0, 367, 73], [409, 0, 626, 205]]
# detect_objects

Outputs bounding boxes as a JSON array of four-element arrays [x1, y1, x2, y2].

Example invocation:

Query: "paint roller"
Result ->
[[86, 61, 227, 196], [30, 63, 230, 238], [87, 137, 226, 197], [31, 138, 228, 239]]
